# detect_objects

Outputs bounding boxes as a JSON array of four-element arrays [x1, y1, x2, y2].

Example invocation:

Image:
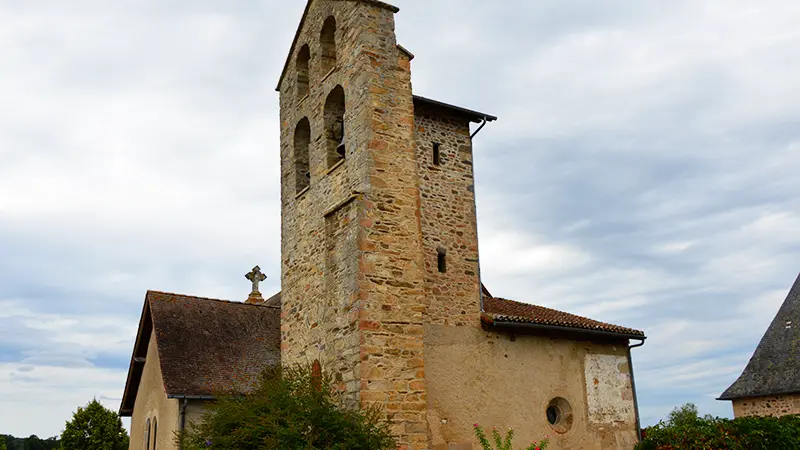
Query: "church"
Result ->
[[119, 1, 646, 449]]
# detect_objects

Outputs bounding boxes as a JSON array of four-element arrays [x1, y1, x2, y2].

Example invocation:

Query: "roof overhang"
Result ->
[[482, 313, 647, 342], [718, 387, 800, 401], [119, 297, 154, 417], [413, 95, 497, 123]]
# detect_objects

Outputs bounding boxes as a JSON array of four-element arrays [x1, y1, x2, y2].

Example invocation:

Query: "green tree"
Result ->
[[0, 435, 7, 450], [23, 436, 46, 450], [60, 399, 129, 450], [180, 365, 396, 450]]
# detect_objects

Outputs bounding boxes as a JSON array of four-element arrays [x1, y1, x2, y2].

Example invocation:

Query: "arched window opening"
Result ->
[[320, 16, 337, 74], [294, 117, 311, 193], [144, 418, 151, 450], [437, 248, 447, 273], [324, 86, 346, 168], [152, 418, 158, 450], [296, 44, 310, 100]]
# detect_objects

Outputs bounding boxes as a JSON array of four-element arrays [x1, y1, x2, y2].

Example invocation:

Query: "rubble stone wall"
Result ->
[[733, 394, 800, 418], [414, 105, 482, 327]]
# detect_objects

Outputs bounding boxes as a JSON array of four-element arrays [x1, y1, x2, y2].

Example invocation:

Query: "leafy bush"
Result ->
[[179, 365, 396, 450], [636, 403, 800, 450], [473, 424, 549, 450]]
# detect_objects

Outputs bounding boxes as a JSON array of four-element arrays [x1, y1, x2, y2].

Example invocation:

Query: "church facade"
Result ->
[[120, 1, 646, 449]]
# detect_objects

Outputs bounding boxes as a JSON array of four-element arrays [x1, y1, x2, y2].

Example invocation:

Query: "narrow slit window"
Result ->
[[145, 418, 151, 450], [152, 418, 158, 450], [294, 117, 311, 193], [437, 249, 447, 273], [433, 143, 441, 165]]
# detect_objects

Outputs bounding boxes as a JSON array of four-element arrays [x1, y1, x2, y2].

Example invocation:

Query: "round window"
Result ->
[[546, 397, 573, 433]]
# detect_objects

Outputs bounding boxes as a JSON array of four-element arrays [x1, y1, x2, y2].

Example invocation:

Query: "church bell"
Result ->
[[333, 118, 346, 159]]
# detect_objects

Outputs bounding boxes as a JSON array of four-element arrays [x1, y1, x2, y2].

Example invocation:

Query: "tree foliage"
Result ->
[[180, 365, 396, 450], [636, 403, 800, 450], [1, 435, 59, 450], [60, 399, 129, 450]]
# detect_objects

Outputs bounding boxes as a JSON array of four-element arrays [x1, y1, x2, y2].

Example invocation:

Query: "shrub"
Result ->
[[636, 403, 800, 450], [473, 424, 549, 450], [179, 365, 396, 450]]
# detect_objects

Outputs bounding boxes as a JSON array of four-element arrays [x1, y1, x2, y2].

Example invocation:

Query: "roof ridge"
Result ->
[[146, 290, 278, 308]]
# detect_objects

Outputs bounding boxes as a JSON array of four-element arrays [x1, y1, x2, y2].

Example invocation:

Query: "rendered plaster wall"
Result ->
[[733, 394, 800, 418], [414, 106, 482, 327], [278, 1, 429, 447], [424, 325, 639, 450], [129, 330, 180, 450], [184, 400, 211, 433]]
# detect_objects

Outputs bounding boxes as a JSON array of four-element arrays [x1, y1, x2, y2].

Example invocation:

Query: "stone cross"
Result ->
[[245, 266, 266, 294]]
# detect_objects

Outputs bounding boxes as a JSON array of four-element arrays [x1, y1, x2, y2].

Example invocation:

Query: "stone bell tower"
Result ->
[[277, 1, 428, 448], [277, 1, 493, 449]]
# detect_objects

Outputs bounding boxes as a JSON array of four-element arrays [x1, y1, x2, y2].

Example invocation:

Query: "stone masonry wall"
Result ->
[[355, 10, 429, 448], [414, 104, 482, 327], [279, 0, 370, 412], [733, 394, 800, 418], [278, 1, 428, 448]]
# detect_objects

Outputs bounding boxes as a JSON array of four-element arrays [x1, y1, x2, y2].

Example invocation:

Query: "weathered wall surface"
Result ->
[[129, 331, 179, 450], [585, 354, 636, 425], [424, 325, 638, 450], [278, 1, 428, 447], [733, 394, 800, 418], [414, 106, 481, 327], [184, 399, 210, 432]]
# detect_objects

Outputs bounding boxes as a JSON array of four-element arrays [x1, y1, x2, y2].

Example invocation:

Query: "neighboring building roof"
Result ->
[[119, 291, 281, 416], [482, 294, 645, 339], [275, 0, 400, 91], [719, 273, 800, 401], [413, 95, 498, 123]]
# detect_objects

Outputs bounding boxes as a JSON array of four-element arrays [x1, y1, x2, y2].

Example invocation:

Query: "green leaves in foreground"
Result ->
[[636, 403, 800, 450], [180, 365, 396, 450]]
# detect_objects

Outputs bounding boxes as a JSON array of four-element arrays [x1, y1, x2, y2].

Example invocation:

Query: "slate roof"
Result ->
[[719, 273, 800, 400], [119, 291, 281, 416], [482, 293, 645, 339]]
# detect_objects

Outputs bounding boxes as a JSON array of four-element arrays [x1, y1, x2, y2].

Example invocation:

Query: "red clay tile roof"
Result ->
[[120, 291, 281, 416], [482, 296, 645, 338]]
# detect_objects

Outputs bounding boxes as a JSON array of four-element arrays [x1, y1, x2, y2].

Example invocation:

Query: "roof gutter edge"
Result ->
[[487, 317, 647, 341], [167, 394, 217, 401]]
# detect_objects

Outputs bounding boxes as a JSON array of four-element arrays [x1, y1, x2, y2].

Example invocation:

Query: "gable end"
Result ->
[[275, 0, 400, 91]]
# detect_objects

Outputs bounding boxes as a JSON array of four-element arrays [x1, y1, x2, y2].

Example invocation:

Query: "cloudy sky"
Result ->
[[1, 0, 799, 438]]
